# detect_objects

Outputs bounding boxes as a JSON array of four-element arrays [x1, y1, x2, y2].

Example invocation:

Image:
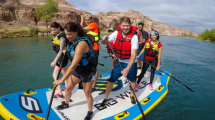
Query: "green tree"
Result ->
[[198, 28, 215, 42], [33, 0, 58, 29]]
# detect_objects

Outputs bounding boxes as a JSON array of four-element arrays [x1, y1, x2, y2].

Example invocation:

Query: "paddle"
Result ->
[[143, 60, 194, 92], [107, 41, 147, 120], [46, 54, 66, 120]]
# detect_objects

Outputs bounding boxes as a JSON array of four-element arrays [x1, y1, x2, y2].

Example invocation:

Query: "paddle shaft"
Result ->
[[46, 54, 65, 120], [142, 60, 194, 92], [107, 41, 147, 120]]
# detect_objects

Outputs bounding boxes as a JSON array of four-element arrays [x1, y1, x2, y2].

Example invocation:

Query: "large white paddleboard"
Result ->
[[0, 69, 170, 120]]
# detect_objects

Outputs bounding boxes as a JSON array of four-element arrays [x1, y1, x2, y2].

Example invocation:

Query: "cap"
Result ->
[[108, 27, 115, 32], [84, 14, 93, 18]]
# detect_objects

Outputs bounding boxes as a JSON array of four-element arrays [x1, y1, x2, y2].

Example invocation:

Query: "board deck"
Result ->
[[0, 69, 170, 120]]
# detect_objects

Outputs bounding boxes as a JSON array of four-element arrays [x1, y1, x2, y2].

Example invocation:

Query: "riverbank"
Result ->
[[177, 35, 215, 43], [0, 26, 51, 39]]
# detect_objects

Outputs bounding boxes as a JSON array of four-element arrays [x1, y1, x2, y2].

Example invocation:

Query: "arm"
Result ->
[[51, 37, 66, 67], [121, 48, 137, 76], [156, 46, 162, 70], [127, 49, 137, 68], [55, 41, 89, 84], [83, 26, 91, 32], [137, 44, 146, 58], [101, 31, 117, 44], [80, 15, 84, 28]]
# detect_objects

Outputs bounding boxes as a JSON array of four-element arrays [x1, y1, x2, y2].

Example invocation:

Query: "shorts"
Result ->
[[108, 62, 137, 82], [56, 53, 68, 67], [137, 51, 144, 60], [72, 68, 96, 83], [92, 50, 99, 66]]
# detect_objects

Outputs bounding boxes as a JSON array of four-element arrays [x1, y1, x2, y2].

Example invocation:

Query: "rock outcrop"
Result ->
[[0, 0, 198, 37], [96, 10, 198, 37]]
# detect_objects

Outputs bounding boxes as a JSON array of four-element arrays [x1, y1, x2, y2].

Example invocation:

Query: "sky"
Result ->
[[67, 0, 215, 33]]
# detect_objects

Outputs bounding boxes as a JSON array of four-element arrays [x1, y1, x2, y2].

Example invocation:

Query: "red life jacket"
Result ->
[[106, 42, 114, 53], [114, 25, 137, 59]]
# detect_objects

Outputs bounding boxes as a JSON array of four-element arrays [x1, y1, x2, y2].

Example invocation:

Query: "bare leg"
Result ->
[[137, 59, 143, 70], [104, 82, 115, 99], [92, 67, 98, 89], [83, 81, 94, 112], [65, 75, 80, 104], [61, 67, 68, 88], [53, 66, 62, 95], [129, 81, 136, 97]]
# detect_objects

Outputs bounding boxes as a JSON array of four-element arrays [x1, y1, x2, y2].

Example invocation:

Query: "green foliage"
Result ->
[[33, 0, 58, 28], [198, 28, 215, 42], [28, 25, 39, 36]]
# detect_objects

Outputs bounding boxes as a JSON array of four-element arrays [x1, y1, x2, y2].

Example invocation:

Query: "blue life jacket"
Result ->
[[67, 37, 95, 66]]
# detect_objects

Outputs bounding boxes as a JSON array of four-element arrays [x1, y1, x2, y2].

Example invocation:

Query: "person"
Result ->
[[80, 14, 100, 92], [136, 30, 162, 89], [100, 17, 138, 106], [50, 22, 69, 99], [53, 22, 96, 120], [106, 27, 115, 69], [136, 22, 149, 70]]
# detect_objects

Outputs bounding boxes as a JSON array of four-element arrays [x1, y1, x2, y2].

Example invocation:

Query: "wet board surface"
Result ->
[[0, 69, 170, 120]]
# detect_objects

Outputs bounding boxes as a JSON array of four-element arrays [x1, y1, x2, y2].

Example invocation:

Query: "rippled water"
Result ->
[[0, 35, 215, 120]]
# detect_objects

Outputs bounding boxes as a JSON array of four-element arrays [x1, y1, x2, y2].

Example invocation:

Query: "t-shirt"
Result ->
[[108, 31, 138, 63], [88, 22, 99, 34], [144, 39, 162, 60], [88, 22, 99, 50], [138, 30, 148, 51]]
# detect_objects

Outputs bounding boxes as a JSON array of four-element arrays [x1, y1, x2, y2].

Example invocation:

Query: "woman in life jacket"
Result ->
[[53, 22, 96, 120], [50, 22, 69, 99], [136, 30, 163, 90]]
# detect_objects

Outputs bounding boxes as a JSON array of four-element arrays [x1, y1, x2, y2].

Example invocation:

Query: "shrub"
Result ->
[[28, 25, 39, 36]]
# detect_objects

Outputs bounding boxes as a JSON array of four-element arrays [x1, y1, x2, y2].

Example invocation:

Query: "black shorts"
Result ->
[[92, 50, 99, 66], [72, 67, 95, 83], [56, 54, 68, 67]]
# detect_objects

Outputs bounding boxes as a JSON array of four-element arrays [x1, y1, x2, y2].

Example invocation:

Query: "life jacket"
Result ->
[[114, 25, 138, 59], [106, 42, 114, 53], [51, 32, 67, 53], [145, 40, 160, 57], [87, 30, 101, 50], [67, 37, 95, 66]]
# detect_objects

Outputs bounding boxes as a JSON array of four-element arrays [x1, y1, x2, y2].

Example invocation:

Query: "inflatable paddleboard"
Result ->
[[0, 69, 170, 120]]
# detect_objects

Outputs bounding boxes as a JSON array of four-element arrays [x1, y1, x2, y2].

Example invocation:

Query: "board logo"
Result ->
[[19, 95, 42, 113]]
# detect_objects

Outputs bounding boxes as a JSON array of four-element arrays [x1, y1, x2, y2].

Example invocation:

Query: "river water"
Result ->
[[0, 35, 215, 120]]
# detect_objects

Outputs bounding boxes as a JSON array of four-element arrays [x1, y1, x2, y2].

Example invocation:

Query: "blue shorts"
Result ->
[[108, 62, 137, 82], [137, 52, 144, 60]]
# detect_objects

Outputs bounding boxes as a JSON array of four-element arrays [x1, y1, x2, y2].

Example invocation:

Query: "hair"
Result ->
[[150, 30, 160, 41], [50, 22, 64, 31], [120, 17, 131, 25], [138, 22, 144, 26], [64, 22, 94, 44]]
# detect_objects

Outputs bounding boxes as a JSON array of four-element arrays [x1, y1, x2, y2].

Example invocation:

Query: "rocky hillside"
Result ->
[[0, 0, 198, 37], [0, 0, 98, 28], [96, 10, 198, 37]]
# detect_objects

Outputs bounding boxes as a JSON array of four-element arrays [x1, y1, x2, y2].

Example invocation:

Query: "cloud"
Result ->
[[67, 0, 215, 33]]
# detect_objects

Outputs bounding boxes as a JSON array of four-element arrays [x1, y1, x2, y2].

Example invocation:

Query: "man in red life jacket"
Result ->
[[100, 17, 138, 106]]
